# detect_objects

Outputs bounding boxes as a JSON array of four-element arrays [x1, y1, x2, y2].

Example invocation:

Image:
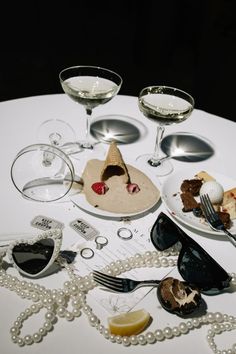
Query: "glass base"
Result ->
[[62, 141, 105, 160], [136, 154, 173, 176]]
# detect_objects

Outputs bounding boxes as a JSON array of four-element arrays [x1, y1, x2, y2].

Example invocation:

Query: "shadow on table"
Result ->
[[90, 114, 148, 144], [161, 132, 215, 162]]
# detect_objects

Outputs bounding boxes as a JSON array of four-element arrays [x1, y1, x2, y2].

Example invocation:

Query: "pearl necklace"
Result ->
[[0, 248, 236, 353]]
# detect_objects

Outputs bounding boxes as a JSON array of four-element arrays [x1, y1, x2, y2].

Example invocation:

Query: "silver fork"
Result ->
[[92, 270, 161, 293], [200, 193, 236, 247]]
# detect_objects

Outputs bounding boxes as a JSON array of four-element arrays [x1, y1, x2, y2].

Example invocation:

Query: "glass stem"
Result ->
[[148, 125, 165, 166], [81, 107, 93, 149]]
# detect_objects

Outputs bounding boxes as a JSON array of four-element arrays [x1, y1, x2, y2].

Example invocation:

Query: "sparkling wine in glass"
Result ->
[[59, 65, 122, 154], [136, 86, 195, 176]]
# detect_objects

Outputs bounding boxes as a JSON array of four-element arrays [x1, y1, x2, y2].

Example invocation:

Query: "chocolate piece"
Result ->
[[157, 277, 202, 316], [181, 192, 199, 212], [180, 179, 203, 196], [218, 211, 231, 229]]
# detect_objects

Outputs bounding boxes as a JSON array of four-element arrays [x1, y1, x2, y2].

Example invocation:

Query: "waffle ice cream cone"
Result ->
[[100, 141, 130, 183]]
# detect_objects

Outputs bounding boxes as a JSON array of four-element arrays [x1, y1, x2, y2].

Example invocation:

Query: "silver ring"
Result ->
[[117, 227, 133, 240], [95, 236, 108, 250], [80, 247, 94, 259]]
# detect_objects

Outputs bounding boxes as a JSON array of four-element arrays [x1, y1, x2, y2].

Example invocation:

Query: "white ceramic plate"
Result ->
[[70, 160, 161, 218], [161, 168, 236, 235]]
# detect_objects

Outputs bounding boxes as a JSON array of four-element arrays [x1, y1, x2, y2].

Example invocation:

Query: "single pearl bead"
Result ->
[[130, 335, 138, 345], [14, 320, 21, 328], [103, 329, 110, 339], [17, 337, 25, 346], [160, 258, 169, 267], [134, 254, 142, 260], [43, 321, 53, 331], [56, 296, 66, 305], [89, 315, 98, 326], [122, 336, 130, 346], [33, 332, 42, 343], [10, 326, 19, 335], [146, 260, 153, 267], [65, 311, 74, 321], [25, 308, 32, 317], [113, 267, 120, 274], [163, 327, 173, 339], [145, 332, 156, 343], [84, 280, 92, 289], [206, 335, 213, 342], [31, 293, 40, 302], [109, 334, 116, 343], [123, 262, 131, 271], [192, 318, 200, 327], [226, 349, 233, 354], [57, 306, 66, 317], [138, 334, 146, 345], [24, 335, 33, 345], [98, 325, 104, 333], [19, 312, 27, 320], [207, 312, 215, 323], [212, 323, 221, 334], [186, 321, 193, 329], [153, 259, 161, 267], [179, 322, 189, 334], [39, 327, 46, 336], [154, 329, 164, 341], [70, 285, 78, 294], [79, 283, 86, 291], [215, 312, 224, 323], [45, 311, 55, 322], [115, 335, 122, 344], [11, 334, 18, 343], [31, 304, 39, 313], [172, 327, 180, 336], [72, 308, 81, 317], [225, 323, 231, 331], [168, 259, 175, 267]]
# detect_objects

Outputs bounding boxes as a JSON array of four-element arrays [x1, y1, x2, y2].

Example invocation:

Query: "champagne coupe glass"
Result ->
[[136, 86, 195, 176], [10, 144, 76, 202], [59, 65, 123, 155], [37, 118, 82, 161]]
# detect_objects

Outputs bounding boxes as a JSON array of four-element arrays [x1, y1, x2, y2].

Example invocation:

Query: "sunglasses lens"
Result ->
[[12, 238, 54, 275], [151, 212, 180, 250], [178, 246, 231, 292]]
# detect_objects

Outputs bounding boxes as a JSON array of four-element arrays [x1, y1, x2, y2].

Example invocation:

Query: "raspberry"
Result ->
[[126, 183, 140, 194], [91, 182, 109, 195]]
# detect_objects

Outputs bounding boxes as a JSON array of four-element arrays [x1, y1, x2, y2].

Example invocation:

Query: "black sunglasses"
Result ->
[[150, 212, 232, 293]]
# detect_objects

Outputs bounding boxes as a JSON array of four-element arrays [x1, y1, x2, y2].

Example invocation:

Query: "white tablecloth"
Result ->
[[0, 94, 235, 354]]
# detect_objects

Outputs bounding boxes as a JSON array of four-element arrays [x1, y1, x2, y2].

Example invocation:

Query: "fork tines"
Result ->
[[92, 270, 124, 292], [200, 193, 216, 223]]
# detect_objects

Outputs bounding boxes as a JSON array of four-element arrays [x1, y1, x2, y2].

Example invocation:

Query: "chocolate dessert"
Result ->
[[180, 191, 199, 212], [178, 171, 234, 229], [180, 179, 203, 196], [218, 211, 231, 229]]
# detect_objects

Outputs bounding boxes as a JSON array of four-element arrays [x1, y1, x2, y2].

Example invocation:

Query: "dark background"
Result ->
[[1, 1, 236, 121]]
